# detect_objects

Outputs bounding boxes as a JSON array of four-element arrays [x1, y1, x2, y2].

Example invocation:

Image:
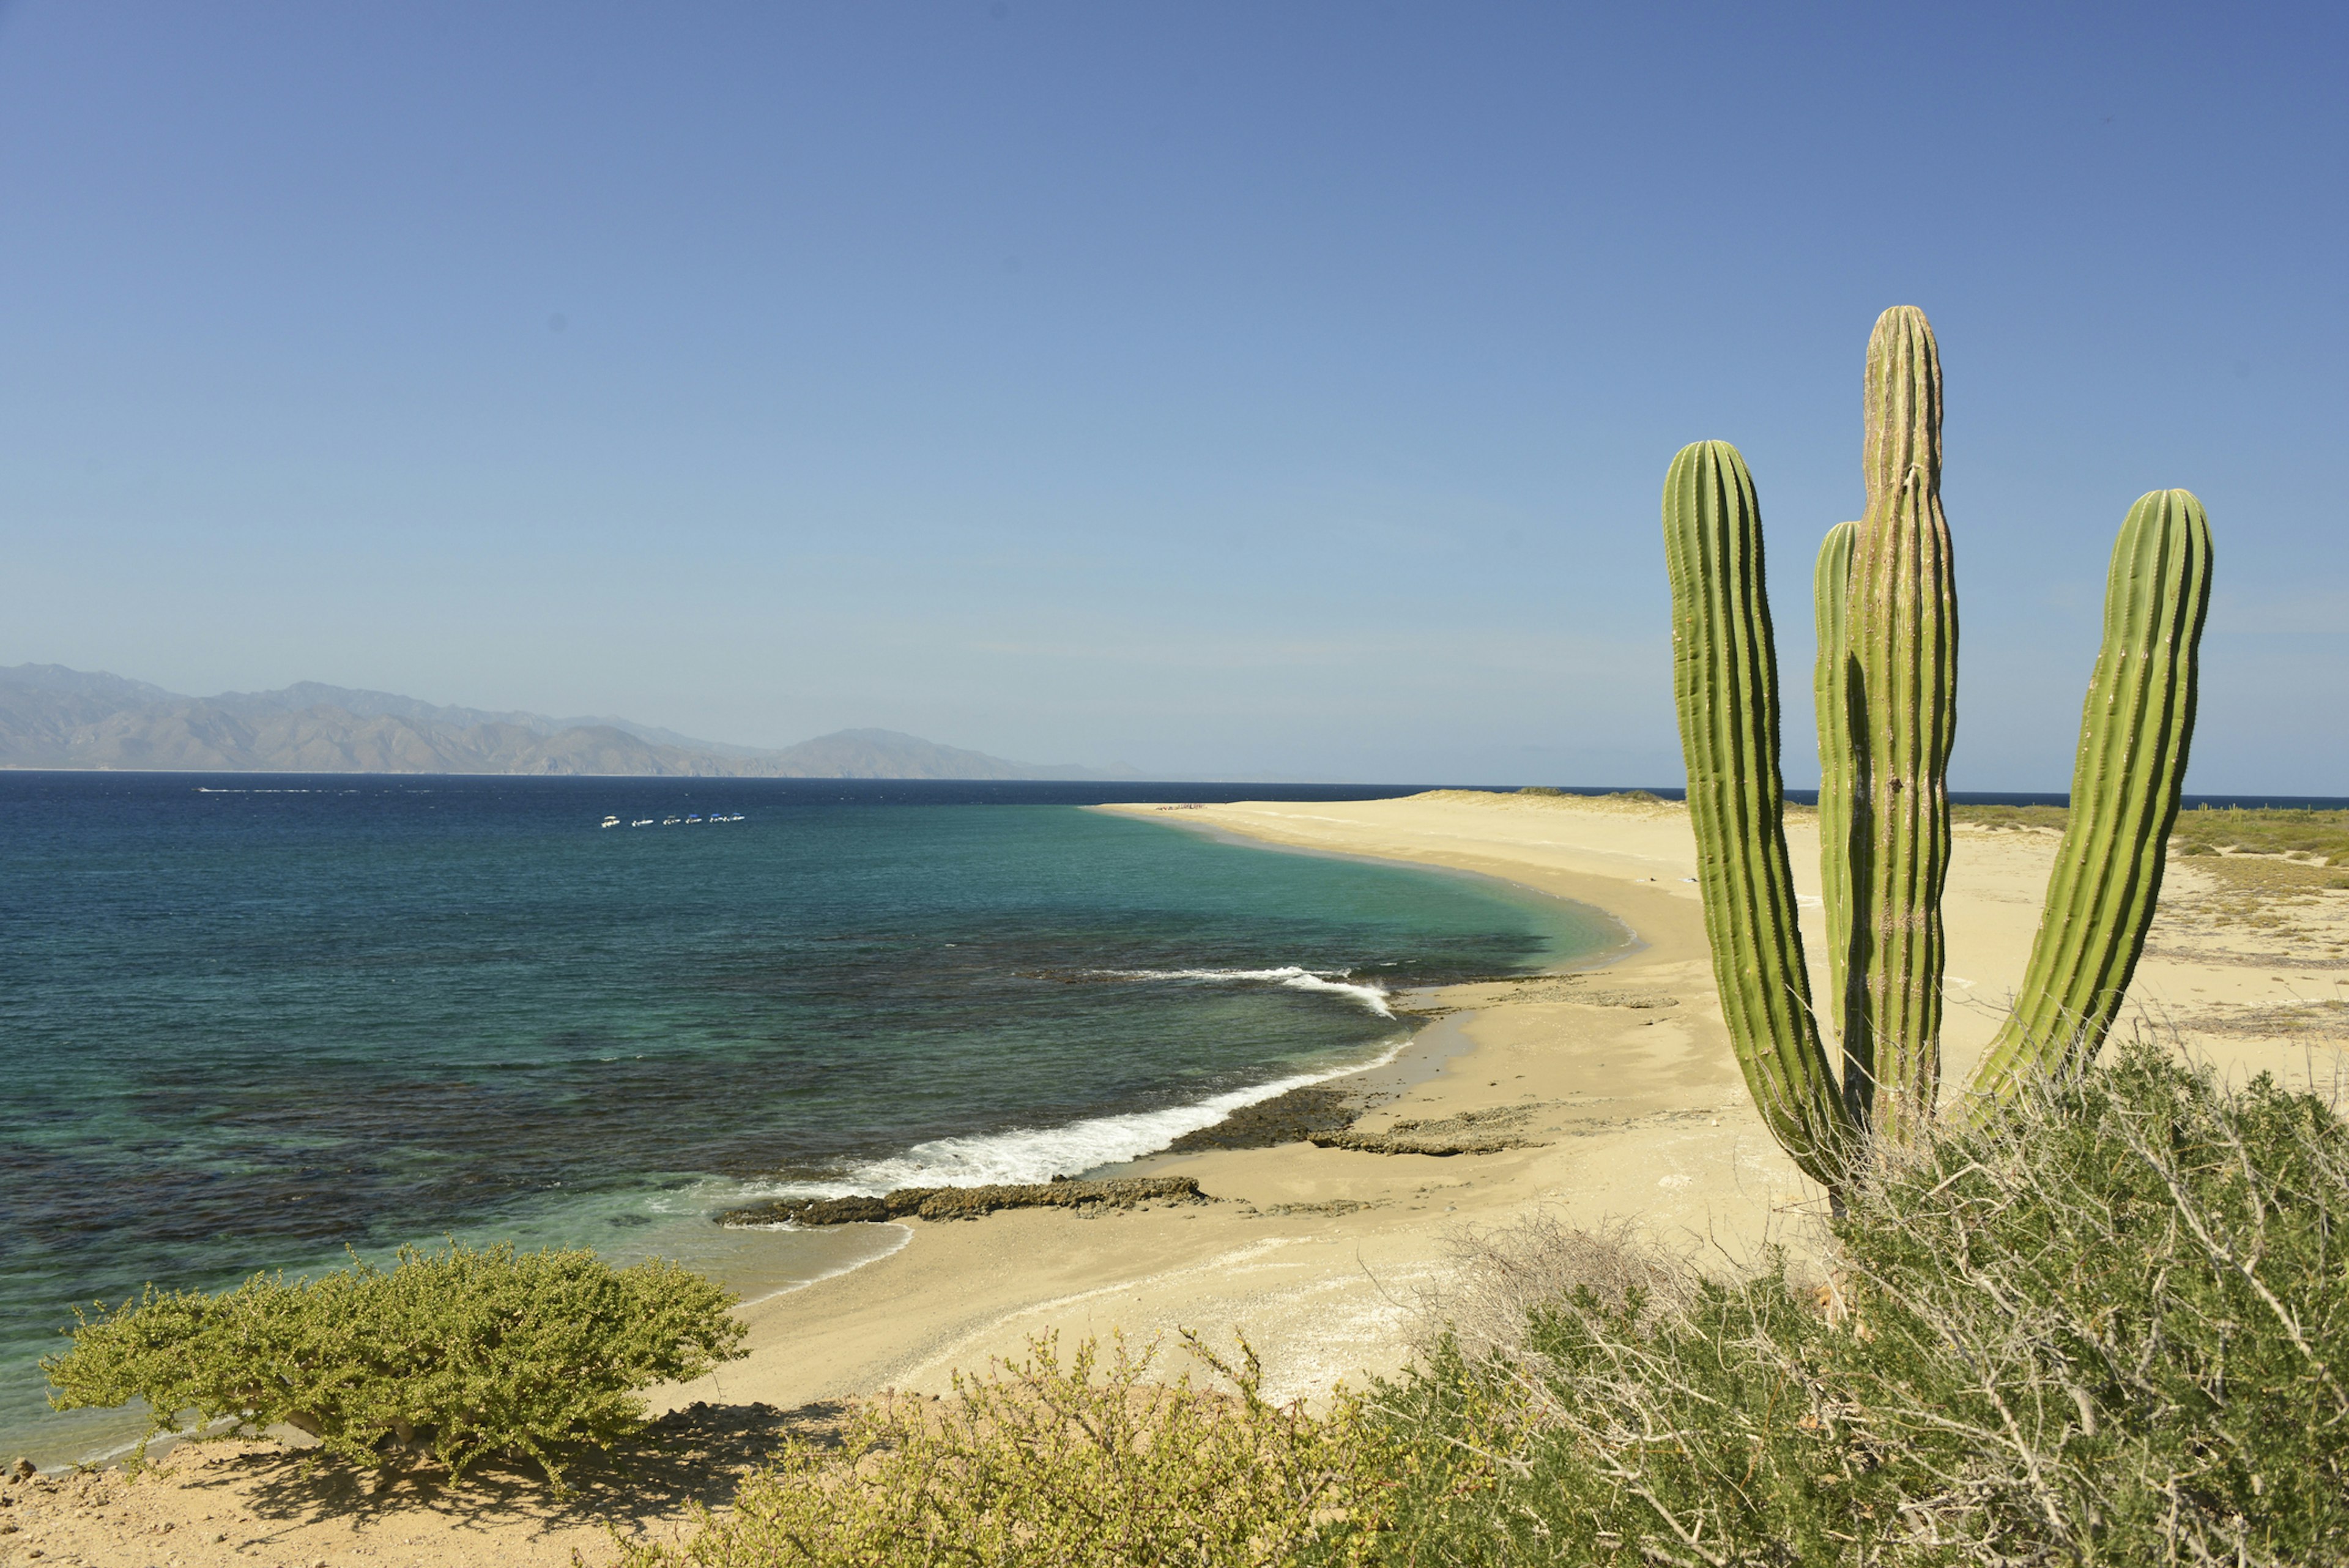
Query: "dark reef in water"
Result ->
[[1163, 1085, 1376, 1153], [721, 1175, 1208, 1227]]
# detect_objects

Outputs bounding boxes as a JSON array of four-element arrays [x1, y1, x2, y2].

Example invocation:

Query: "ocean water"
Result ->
[[0, 773, 1617, 1464]]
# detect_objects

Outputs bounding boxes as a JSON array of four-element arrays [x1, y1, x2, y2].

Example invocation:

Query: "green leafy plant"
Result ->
[[45, 1240, 746, 1492], [1662, 306, 2214, 1190], [1367, 1046, 2349, 1566], [622, 1331, 1390, 1567]]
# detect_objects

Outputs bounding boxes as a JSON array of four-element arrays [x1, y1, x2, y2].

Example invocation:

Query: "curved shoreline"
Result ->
[[31, 792, 2347, 1566], [641, 790, 1795, 1424], [0, 794, 1786, 1562]]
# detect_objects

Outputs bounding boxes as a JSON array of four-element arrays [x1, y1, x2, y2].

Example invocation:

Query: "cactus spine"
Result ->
[[1663, 308, 2212, 1193], [1663, 442, 1853, 1187], [1967, 489, 2213, 1099]]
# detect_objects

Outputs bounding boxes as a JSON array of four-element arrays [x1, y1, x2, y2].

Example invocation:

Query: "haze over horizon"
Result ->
[[1, 3, 2341, 790]]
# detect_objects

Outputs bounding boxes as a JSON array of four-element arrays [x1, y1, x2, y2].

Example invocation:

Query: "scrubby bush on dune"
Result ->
[[619, 1331, 1390, 1567], [1366, 1044, 2349, 1566], [610, 1049, 2343, 1563], [50, 1053, 2340, 1559], [45, 1240, 746, 1492]]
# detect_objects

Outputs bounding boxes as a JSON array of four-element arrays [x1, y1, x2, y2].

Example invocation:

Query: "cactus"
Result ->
[[1846, 307, 1959, 1146], [1663, 307, 2213, 1190], [1663, 442, 1854, 1188], [1811, 521, 1861, 1115], [1967, 489, 2213, 1099]]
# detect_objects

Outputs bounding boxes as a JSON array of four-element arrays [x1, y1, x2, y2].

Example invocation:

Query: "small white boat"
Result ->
[[631, 819, 654, 828], [600, 815, 620, 828]]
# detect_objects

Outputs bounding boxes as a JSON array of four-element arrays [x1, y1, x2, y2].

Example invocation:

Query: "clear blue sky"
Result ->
[[1, 2, 2340, 787]]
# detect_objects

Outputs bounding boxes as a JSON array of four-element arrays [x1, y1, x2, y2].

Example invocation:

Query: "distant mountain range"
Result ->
[[0, 665, 1140, 780]]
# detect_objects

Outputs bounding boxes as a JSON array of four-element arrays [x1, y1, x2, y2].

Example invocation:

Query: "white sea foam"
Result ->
[[1093, 965, 1395, 1018], [731, 1222, 915, 1305], [734, 1034, 1412, 1203]]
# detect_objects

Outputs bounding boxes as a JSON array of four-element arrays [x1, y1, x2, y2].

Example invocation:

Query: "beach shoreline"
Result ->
[[659, 789, 2349, 1423], [20, 789, 2346, 1566], [631, 792, 1798, 1426]]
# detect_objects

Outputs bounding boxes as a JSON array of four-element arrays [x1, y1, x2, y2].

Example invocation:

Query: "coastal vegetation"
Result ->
[[1953, 801, 2349, 866], [2167, 805, 2349, 863], [601, 1048, 2348, 1564], [618, 1332, 1392, 1567], [43, 1241, 745, 1493], [1661, 305, 2214, 1189], [1364, 1045, 2348, 1566]]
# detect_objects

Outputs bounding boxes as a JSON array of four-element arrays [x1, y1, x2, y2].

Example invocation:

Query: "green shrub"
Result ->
[[45, 1240, 746, 1491], [1366, 1046, 2349, 1565], [623, 1331, 1390, 1567], [1835, 1046, 2349, 1563], [1365, 1265, 1898, 1565]]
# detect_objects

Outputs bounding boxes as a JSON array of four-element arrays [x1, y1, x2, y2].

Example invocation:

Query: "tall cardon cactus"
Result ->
[[1663, 307, 2213, 1191]]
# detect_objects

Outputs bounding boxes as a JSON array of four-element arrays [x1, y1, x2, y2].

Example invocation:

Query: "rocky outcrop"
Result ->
[[1164, 1086, 1376, 1153], [721, 1175, 1207, 1228], [1310, 1104, 1554, 1156]]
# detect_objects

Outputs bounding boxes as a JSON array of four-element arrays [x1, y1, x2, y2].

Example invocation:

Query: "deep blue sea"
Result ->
[[0, 773, 1616, 1464]]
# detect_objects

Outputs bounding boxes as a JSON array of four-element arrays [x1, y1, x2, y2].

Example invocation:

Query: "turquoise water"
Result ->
[[0, 774, 1616, 1463]]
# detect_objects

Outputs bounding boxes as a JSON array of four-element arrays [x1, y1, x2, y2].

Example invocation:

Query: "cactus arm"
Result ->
[[1663, 441, 1854, 1189], [1969, 490, 2214, 1099], [1846, 306, 1959, 1146], [1811, 521, 1865, 1115]]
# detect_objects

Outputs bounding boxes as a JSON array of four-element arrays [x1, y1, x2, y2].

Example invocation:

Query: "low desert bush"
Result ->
[[45, 1240, 746, 1490], [2171, 805, 2349, 864], [620, 1331, 1390, 1567], [1368, 1044, 2349, 1565], [1955, 803, 2349, 865]]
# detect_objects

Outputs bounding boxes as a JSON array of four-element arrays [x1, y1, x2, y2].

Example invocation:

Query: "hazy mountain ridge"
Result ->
[[0, 665, 1137, 779], [211, 681, 780, 759]]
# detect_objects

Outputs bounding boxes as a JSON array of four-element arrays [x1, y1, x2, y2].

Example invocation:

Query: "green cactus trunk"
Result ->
[[1846, 307, 1958, 1147], [1811, 521, 1864, 1117], [1663, 441, 1854, 1189], [1660, 308, 2209, 1197], [1969, 489, 2214, 1099]]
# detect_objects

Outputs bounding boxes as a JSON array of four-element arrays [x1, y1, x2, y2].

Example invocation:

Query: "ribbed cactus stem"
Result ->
[[1663, 441, 1854, 1189], [1811, 521, 1864, 1116], [1969, 490, 2214, 1099], [1847, 305, 1958, 1148]]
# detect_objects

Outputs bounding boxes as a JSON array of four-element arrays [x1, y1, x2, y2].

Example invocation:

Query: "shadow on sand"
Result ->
[[165, 1399, 853, 1539]]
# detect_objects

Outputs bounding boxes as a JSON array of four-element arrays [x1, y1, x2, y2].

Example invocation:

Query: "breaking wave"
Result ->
[[1092, 965, 1394, 1018], [734, 1034, 1412, 1203]]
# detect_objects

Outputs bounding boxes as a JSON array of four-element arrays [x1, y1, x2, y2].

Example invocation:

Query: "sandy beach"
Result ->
[[13, 789, 2345, 1567]]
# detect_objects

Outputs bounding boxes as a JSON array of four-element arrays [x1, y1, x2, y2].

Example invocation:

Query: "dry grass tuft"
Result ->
[[1411, 1214, 1694, 1364]]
